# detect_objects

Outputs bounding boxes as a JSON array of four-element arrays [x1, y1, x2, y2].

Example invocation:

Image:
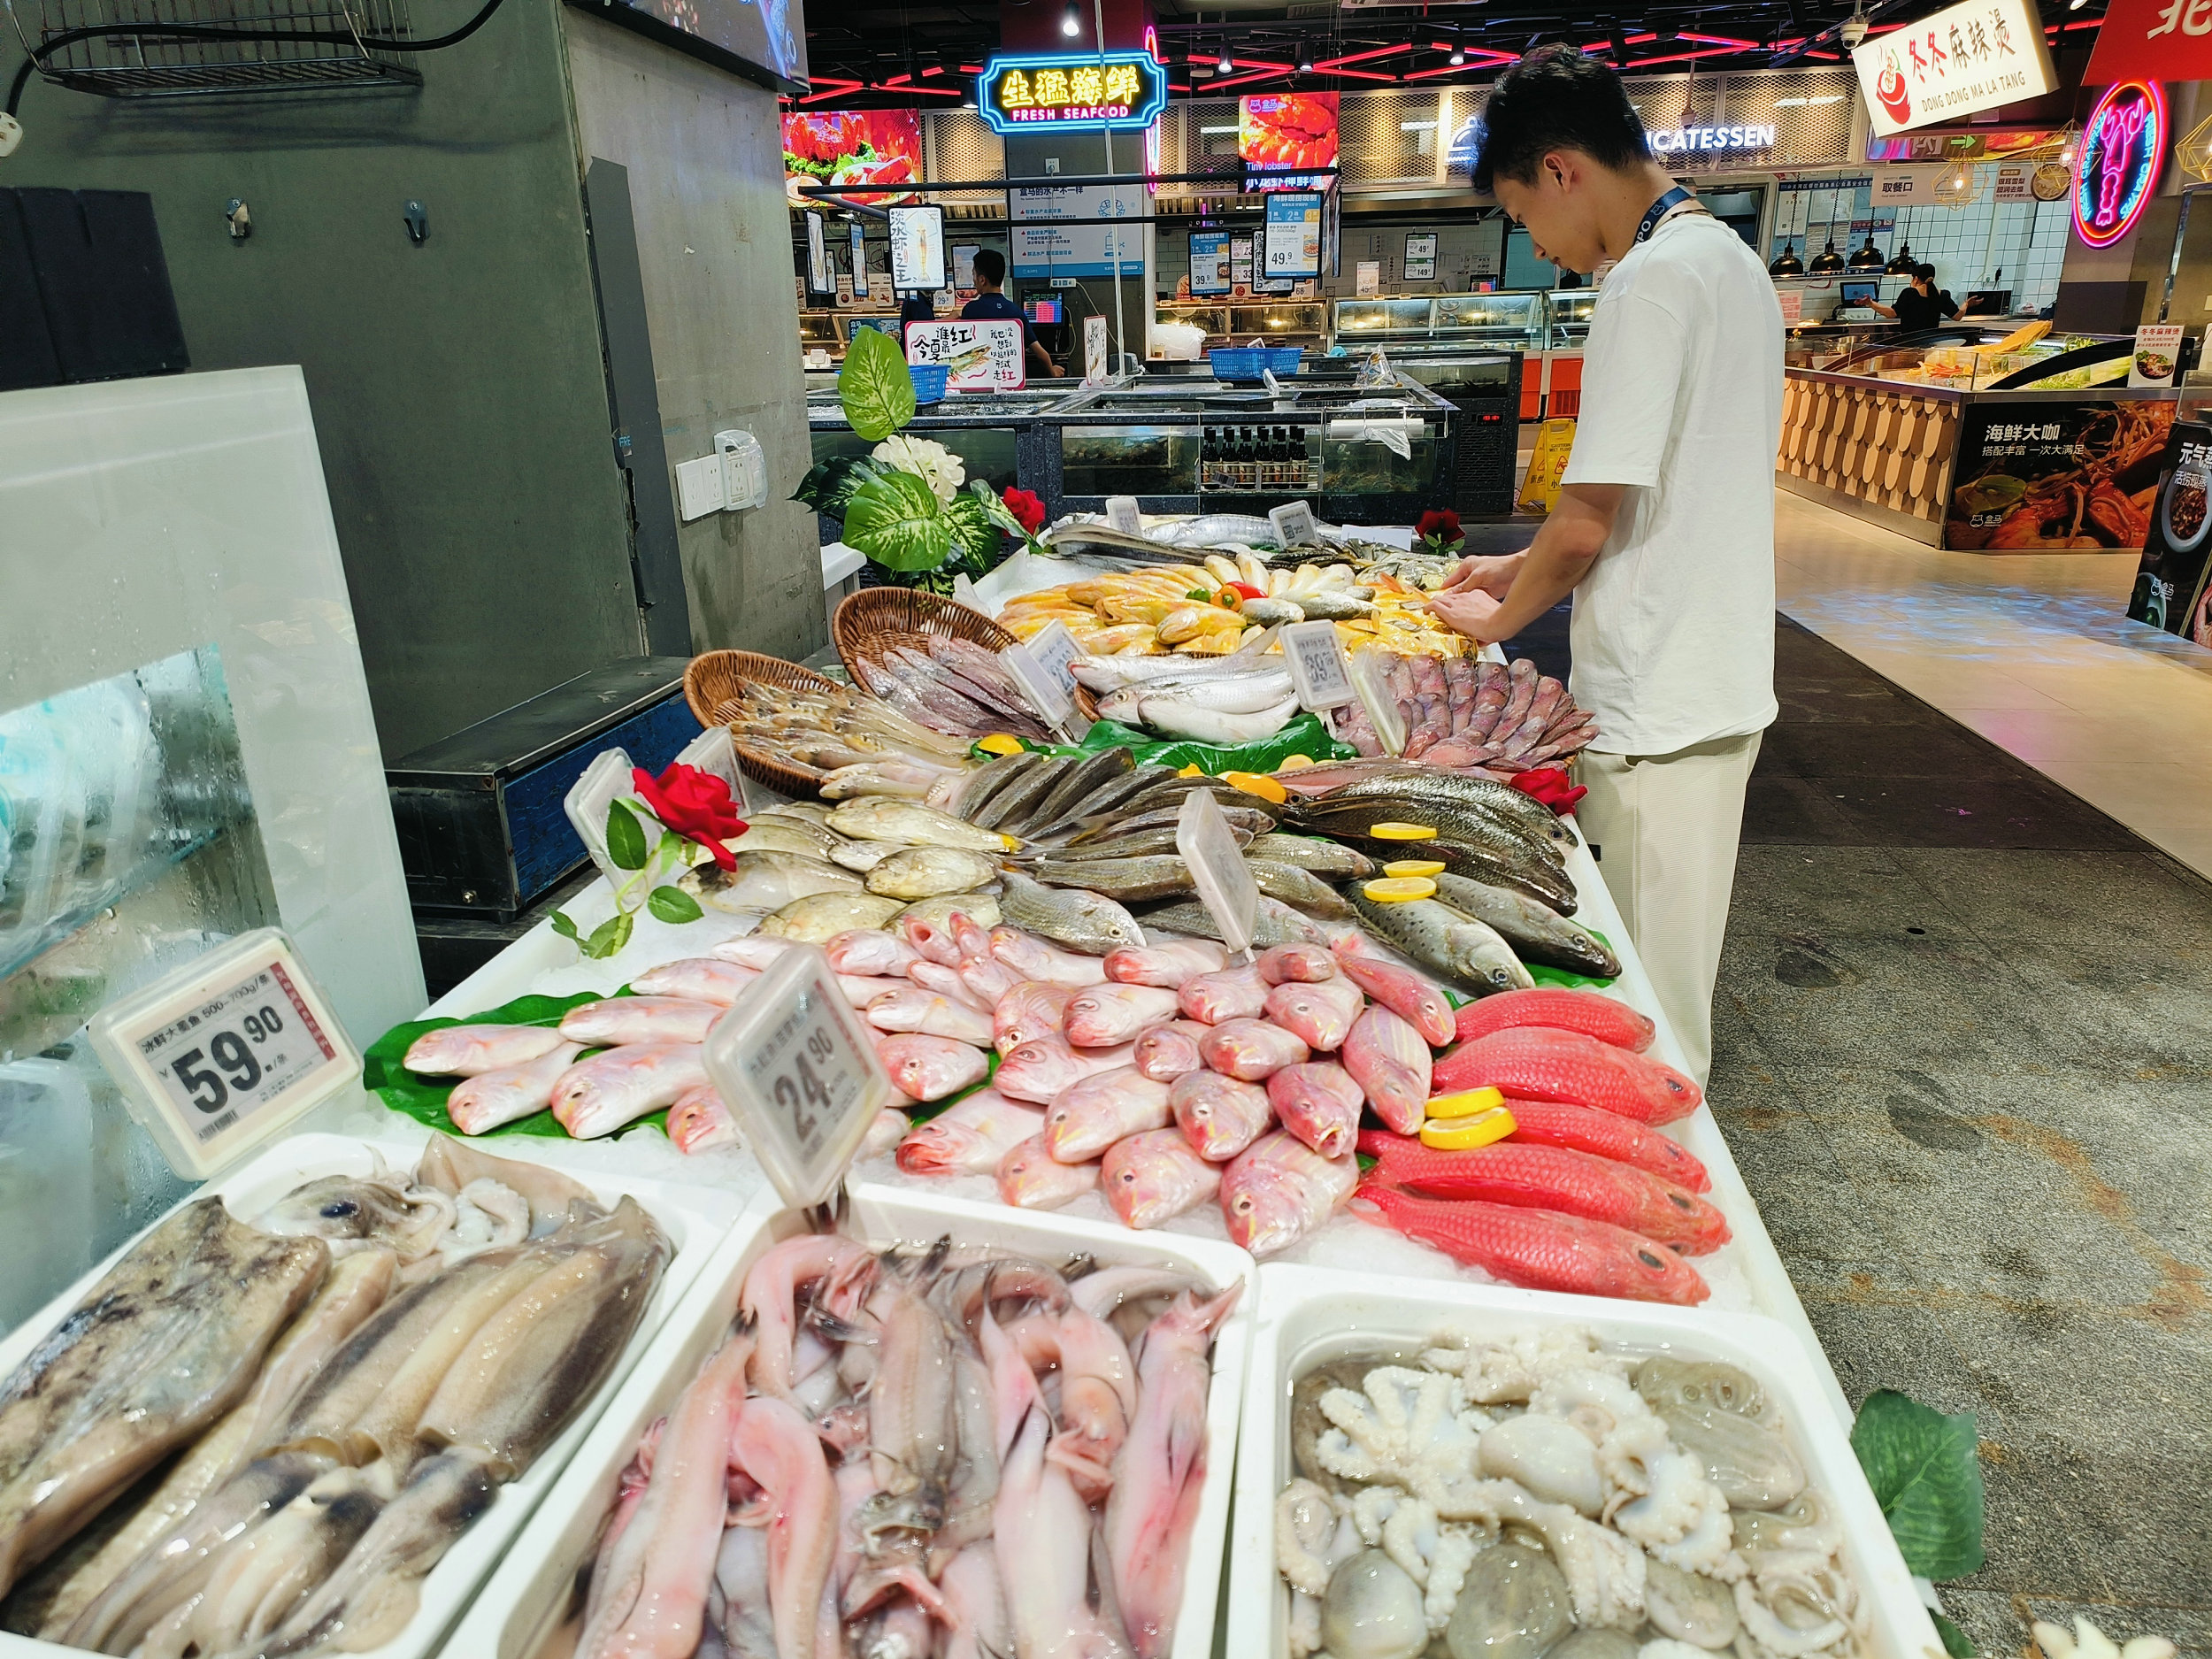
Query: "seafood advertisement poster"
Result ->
[[783, 110, 922, 207], [904, 318, 1026, 391], [2127, 419, 2212, 641], [1941, 397, 2171, 550]]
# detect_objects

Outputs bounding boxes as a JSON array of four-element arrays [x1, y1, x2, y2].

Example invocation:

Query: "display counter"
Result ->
[[1779, 339, 2176, 549], [1330, 291, 1583, 420], [1297, 353, 1520, 518], [1153, 298, 1329, 356]]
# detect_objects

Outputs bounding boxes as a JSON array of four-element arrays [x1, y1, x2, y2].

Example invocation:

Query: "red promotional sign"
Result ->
[[783, 111, 922, 207], [2085, 0, 2212, 85]]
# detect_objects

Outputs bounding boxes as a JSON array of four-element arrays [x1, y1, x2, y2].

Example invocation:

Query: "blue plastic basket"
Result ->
[[909, 363, 949, 404], [1209, 346, 1303, 381]]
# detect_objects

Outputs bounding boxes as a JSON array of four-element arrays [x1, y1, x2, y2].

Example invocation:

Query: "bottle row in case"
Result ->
[[1202, 425, 1317, 492]]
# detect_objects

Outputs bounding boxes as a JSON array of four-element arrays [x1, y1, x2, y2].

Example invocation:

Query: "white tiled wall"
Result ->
[[1889, 177, 2071, 313]]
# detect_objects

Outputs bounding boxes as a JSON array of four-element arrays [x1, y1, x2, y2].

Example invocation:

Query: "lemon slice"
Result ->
[[1420, 1105, 1517, 1149], [1426, 1086, 1506, 1119], [1383, 858, 1447, 879], [1278, 754, 1315, 771], [1369, 821, 1438, 841], [976, 733, 1025, 757], [1178, 764, 1205, 778], [1363, 876, 1437, 902], [1222, 770, 1289, 804]]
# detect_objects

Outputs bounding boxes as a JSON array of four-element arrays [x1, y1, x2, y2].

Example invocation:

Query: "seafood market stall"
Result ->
[[1778, 341, 2176, 549]]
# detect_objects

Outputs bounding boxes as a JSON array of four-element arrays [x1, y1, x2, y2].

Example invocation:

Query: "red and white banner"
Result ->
[[2085, 0, 2212, 85]]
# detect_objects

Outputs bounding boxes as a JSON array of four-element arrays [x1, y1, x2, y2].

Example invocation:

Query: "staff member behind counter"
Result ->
[[963, 249, 1065, 379], [1870, 264, 1960, 332]]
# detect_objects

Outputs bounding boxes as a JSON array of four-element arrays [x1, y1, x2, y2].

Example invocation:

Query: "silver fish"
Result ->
[[829, 840, 909, 873], [864, 847, 1002, 901], [1028, 856, 1194, 904], [1347, 889, 1534, 997], [759, 892, 909, 942], [679, 851, 860, 914], [1430, 871, 1621, 978], [1137, 895, 1328, 948], [827, 798, 1017, 854], [1132, 694, 1300, 747], [1245, 833, 1376, 879], [1248, 859, 1355, 920], [998, 870, 1148, 956], [726, 820, 846, 859]]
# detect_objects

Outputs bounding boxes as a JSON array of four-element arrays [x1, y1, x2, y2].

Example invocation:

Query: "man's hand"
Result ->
[[1439, 552, 1524, 597], [1428, 588, 1504, 641]]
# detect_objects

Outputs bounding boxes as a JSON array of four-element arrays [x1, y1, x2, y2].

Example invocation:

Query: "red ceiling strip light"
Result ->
[[1208, 65, 1295, 88], [1312, 43, 1409, 68], [1619, 43, 1764, 66], [1673, 31, 1760, 47], [1584, 33, 1659, 53]]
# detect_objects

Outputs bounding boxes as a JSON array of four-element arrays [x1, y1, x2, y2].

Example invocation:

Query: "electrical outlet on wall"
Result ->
[[715, 430, 767, 511], [675, 455, 726, 520]]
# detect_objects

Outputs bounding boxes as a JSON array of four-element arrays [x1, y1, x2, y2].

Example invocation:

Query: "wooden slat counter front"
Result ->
[[1777, 368, 1963, 546]]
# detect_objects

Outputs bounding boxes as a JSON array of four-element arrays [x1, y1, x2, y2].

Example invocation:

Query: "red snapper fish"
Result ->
[[1263, 976, 1364, 1053], [1267, 1062, 1364, 1158], [1169, 1070, 1271, 1163], [823, 928, 921, 978], [1256, 942, 1337, 985], [667, 1084, 741, 1155], [446, 1040, 586, 1133], [1432, 1028, 1701, 1124], [996, 1136, 1102, 1210], [990, 926, 1110, 987], [895, 1089, 1042, 1176], [404, 1022, 570, 1078], [1177, 964, 1270, 1025], [1222, 1132, 1357, 1256], [1041, 1066, 1173, 1162], [1197, 1018, 1309, 1081], [864, 986, 995, 1046], [1353, 1181, 1710, 1305], [992, 981, 1073, 1054], [1064, 983, 1183, 1048], [1133, 1020, 1208, 1083], [1358, 1134, 1730, 1254], [1104, 939, 1228, 987], [875, 1033, 992, 1102], [1452, 986, 1655, 1051], [1331, 934, 1455, 1046], [629, 956, 760, 1006], [559, 996, 724, 1048], [994, 1034, 1134, 1103], [1341, 1006, 1430, 1135], [1492, 1098, 1710, 1190], [551, 1043, 709, 1139], [1102, 1130, 1221, 1228]]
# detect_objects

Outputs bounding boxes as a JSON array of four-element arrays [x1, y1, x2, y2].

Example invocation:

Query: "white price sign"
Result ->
[[1269, 500, 1319, 549], [1177, 788, 1260, 960], [703, 945, 894, 1210], [1104, 495, 1144, 535], [887, 204, 947, 293], [89, 928, 359, 1179], [1281, 618, 1356, 710], [905, 319, 1028, 392], [1000, 640, 1084, 739], [1026, 618, 1085, 701], [1083, 313, 1110, 385]]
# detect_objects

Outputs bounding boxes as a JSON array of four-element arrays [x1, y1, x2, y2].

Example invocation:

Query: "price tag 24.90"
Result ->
[[1280, 618, 1356, 710], [1176, 788, 1260, 960], [89, 927, 359, 1180], [703, 944, 894, 1210]]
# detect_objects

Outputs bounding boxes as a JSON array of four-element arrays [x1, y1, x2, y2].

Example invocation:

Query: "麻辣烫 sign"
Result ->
[[977, 52, 1168, 134], [1851, 0, 2058, 137]]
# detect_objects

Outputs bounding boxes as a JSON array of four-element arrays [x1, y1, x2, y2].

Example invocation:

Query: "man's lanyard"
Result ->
[[1634, 185, 1705, 243]]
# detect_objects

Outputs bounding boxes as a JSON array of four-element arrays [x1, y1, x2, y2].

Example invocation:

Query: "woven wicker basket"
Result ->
[[832, 589, 1098, 724], [683, 649, 843, 800]]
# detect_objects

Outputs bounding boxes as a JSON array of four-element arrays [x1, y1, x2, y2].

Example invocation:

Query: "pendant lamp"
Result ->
[[1807, 238, 1847, 275], [1769, 242, 1805, 277], [1885, 238, 1917, 275], [1846, 234, 1884, 272]]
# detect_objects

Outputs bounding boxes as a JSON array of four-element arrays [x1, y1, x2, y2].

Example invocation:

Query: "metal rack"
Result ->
[[26, 0, 420, 97]]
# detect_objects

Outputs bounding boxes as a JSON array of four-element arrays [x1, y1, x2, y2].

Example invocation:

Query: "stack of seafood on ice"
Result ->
[[0, 1140, 673, 1657]]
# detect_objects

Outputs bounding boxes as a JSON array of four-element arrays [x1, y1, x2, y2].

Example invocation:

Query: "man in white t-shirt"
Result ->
[[1428, 45, 1782, 1083]]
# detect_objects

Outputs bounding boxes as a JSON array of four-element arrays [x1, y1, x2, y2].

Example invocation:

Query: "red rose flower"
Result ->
[[632, 762, 746, 869], [1002, 487, 1047, 534], [1417, 509, 1464, 549], [1509, 766, 1586, 814]]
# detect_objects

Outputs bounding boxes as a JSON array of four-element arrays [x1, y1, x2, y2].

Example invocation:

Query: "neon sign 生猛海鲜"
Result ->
[[977, 52, 1168, 134], [2074, 80, 2164, 249]]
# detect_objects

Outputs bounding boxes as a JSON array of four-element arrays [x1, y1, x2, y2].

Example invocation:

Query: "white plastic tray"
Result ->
[[440, 1180, 1256, 1659], [0, 1130, 744, 1659], [1228, 1264, 1945, 1659]]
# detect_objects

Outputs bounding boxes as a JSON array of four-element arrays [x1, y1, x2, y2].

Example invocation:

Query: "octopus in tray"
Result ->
[[1273, 1328, 1860, 1659]]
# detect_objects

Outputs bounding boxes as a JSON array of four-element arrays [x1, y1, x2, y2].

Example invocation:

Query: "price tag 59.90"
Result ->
[[89, 928, 360, 1179], [703, 944, 894, 1211], [1280, 618, 1356, 710]]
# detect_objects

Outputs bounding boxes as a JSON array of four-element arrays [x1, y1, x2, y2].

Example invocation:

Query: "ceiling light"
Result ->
[[1886, 239, 1916, 275], [1449, 47, 1466, 64], [1769, 242, 1805, 277], [1219, 52, 1234, 70], [1846, 234, 1884, 272], [1808, 238, 1846, 275], [1062, 4, 1081, 36], [1298, 51, 1314, 72]]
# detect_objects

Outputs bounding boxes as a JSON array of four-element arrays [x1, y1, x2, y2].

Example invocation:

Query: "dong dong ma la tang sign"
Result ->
[[978, 53, 1170, 133]]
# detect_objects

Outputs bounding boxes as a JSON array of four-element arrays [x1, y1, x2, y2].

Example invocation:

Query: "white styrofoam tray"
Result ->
[[441, 1180, 1256, 1659], [1228, 1264, 1946, 1659], [0, 1130, 745, 1659]]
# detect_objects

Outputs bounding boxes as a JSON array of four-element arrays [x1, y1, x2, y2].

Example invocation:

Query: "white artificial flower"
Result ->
[[872, 434, 965, 504]]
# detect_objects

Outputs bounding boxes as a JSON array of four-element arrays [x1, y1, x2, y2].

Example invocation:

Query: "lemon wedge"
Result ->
[[976, 733, 1025, 757], [1382, 858, 1447, 879], [1420, 1105, 1517, 1149], [1222, 770, 1289, 804], [1278, 754, 1315, 771], [1363, 876, 1437, 902], [1369, 821, 1438, 841], [1425, 1086, 1506, 1119]]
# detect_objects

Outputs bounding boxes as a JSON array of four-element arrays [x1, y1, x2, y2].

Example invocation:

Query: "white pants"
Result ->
[[1575, 731, 1763, 1086]]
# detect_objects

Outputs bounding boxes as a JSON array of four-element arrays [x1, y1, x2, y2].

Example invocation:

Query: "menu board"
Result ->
[[1189, 231, 1232, 296], [2129, 419, 2212, 641], [906, 319, 1027, 391], [1231, 235, 1254, 289], [888, 205, 946, 293], [1263, 191, 1323, 280]]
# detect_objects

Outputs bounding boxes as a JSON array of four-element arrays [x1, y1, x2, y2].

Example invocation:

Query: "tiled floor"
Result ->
[[1771, 490, 2212, 879]]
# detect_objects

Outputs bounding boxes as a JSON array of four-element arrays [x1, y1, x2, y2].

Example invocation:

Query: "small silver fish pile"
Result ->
[[851, 634, 1060, 742], [709, 676, 975, 787], [572, 1227, 1240, 1659], [1331, 656, 1596, 777], [0, 1140, 668, 1658]]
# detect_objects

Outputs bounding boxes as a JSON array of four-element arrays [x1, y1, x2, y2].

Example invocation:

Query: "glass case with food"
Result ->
[[1153, 300, 1329, 355], [1544, 289, 1597, 347], [1337, 292, 1548, 352]]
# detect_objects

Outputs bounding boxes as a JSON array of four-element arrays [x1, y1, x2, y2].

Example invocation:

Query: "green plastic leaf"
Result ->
[[791, 454, 882, 515], [583, 911, 634, 960], [1932, 1613, 1974, 1659], [1036, 710, 1358, 778], [549, 910, 580, 942], [946, 490, 998, 567], [845, 471, 954, 572], [648, 884, 704, 924], [840, 326, 916, 442], [1850, 1389, 1986, 1580], [605, 800, 648, 871]]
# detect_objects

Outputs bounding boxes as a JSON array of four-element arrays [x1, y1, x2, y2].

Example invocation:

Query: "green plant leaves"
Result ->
[[946, 490, 998, 567], [840, 326, 916, 442], [550, 910, 581, 943], [648, 884, 704, 924], [1850, 1389, 1986, 1580], [605, 799, 648, 871], [844, 470, 954, 572], [791, 454, 882, 516], [583, 912, 634, 959], [1932, 1613, 1974, 1658]]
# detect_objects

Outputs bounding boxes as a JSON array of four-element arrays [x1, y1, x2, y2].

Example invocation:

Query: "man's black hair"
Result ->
[[1471, 42, 1652, 193], [973, 247, 1008, 287], [1913, 263, 1937, 284]]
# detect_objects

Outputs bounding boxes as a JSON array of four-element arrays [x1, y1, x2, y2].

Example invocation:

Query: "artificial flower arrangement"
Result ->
[[1416, 508, 1466, 557], [552, 760, 745, 959], [790, 328, 1041, 594]]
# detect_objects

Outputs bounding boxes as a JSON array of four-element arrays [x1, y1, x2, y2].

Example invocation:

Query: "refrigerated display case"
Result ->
[[1298, 353, 1520, 518], [1333, 293, 1548, 352], [1545, 290, 1596, 348], [1153, 299, 1329, 355]]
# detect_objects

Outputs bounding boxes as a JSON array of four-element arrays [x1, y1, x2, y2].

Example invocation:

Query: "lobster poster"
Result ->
[[1941, 398, 2171, 550], [783, 111, 922, 207], [2127, 419, 2212, 641]]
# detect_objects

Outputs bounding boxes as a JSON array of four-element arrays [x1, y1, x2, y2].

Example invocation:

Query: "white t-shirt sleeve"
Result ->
[[1559, 291, 1686, 489]]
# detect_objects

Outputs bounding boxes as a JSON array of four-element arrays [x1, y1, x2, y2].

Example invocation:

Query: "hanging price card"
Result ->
[[703, 944, 894, 1211], [1177, 788, 1259, 960], [999, 640, 1084, 740], [1104, 495, 1144, 535], [1269, 500, 1318, 549], [89, 928, 360, 1179], [1025, 619, 1084, 701], [1281, 618, 1356, 710]]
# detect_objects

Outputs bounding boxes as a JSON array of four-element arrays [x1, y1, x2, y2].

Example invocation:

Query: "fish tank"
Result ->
[[1544, 289, 1596, 347]]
